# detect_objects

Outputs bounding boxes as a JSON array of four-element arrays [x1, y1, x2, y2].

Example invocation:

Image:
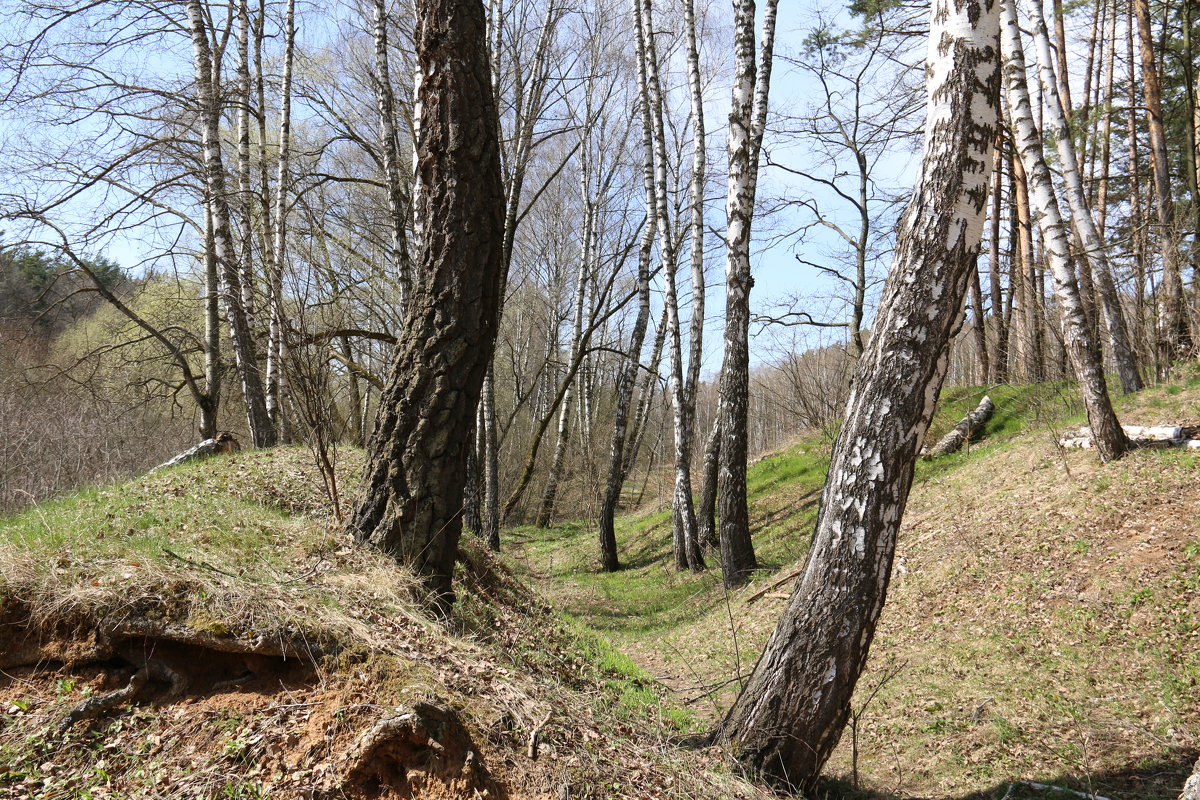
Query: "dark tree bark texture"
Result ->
[[348, 0, 505, 610], [713, 0, 1002, 789]]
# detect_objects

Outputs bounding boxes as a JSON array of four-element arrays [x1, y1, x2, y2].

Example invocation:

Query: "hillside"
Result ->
[[1, 377, 1197, 800], [0, 449, 771, 800], [512, 376, 1200, 800]]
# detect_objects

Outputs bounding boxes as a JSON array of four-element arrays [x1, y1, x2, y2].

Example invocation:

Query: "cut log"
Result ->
[[923, 395, 995, 459], [1060, 424, 1200, 450], [151, 432, 242, 472], [1080, 424, 1181, 441]]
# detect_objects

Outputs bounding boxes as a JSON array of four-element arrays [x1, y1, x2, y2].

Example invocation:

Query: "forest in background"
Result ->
[[1, 0, 1196, 525]]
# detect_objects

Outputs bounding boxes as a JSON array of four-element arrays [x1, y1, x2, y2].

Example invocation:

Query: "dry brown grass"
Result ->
[[0, 446, 775, 800]]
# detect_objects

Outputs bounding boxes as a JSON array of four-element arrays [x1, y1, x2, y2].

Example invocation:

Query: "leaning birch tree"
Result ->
[[713, 0, 1002, 787], [633, 0, 704, 571], [1000, 0, 1128, 462], [1021, 0, 1141, 394]]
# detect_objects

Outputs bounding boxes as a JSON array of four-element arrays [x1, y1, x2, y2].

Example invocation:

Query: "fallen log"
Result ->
[[151, 432, 241, 472], [1060, 424, 1200, 451], [923, 395, 994, 459]]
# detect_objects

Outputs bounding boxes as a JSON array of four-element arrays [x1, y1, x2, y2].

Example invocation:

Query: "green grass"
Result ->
[[510, 376, 1200, 799], [511, 382, 1081, 644], [0, 446, 426, 653]]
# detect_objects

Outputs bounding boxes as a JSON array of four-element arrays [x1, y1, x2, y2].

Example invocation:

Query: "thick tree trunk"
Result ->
[[1022, 0, 1141, 394], [475, 0, 561, 547], [348, 0, 505, 610], [1000, 0, 1128, 462], [717, 0, 778, 588], [713, 0, 1002, 788]]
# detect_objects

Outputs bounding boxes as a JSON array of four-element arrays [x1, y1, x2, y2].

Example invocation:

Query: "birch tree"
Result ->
[[716, 0, 778, 587], [713, 0, 1002, 786], [185, 0, 277, 449], [1021, 0, 1141, 394], [633, 0, 703, 571], [1000, 0, 1128, 461]]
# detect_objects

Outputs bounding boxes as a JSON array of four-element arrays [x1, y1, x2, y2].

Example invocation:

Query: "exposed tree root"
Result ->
[[57, 659, 185, 733], [0, 609, 323, 734], [342, 699, 503, 798]]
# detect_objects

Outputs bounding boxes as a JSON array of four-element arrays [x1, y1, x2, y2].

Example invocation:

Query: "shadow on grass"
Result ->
[[810, 748, 1197, 800]]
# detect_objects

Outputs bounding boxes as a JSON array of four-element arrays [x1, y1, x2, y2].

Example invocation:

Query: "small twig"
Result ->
[[745, 566, 804, 606], [161, 546, 243, 580], [683, 674, 751, 706], [721, 583, 744, 694], [527, 709, 552, 760]]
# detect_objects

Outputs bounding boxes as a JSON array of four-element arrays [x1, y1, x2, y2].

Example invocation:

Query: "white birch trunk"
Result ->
[[633, 0, 702, 571], [715, 0, 1003, 786], [716, 0, 778, 587], [1022, 0, 1142, 393], [185, 0, 275, 448], [372, 0, 413, 307], [682, 0, 707, 464], [1001, 0, 1128, 462], [266, 0, 296, 442]]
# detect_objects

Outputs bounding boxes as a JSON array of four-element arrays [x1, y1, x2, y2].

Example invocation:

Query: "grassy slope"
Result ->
[[510, 376, 1200, 800], [0, 448, 772, 800]]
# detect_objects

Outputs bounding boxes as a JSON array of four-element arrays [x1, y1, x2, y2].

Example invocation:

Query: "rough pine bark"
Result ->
[[713, 0, 1002, 788], [348, 0, 505, 610], [1000, 0, 1128, 462]]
